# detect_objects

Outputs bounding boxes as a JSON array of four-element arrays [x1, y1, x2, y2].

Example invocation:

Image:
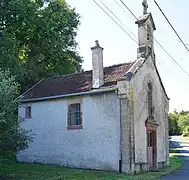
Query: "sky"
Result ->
[[66, 0, 189, 112]]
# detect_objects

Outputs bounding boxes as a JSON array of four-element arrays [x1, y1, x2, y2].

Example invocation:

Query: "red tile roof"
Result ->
[[20, 62, 134, 101]]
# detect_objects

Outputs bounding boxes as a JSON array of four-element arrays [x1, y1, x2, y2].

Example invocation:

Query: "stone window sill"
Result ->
[[67, 125, 83, 130]]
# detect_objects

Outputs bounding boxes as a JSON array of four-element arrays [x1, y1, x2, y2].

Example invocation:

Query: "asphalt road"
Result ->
[[161, 136, 189, 180]]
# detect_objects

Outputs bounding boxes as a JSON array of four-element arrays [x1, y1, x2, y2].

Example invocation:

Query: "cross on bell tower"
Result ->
[[142, 0, 148, 15]]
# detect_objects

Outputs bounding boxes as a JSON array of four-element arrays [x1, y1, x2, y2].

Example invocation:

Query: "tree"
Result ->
[[0, 0, 83, 91], [178, 114, 189, 136], [179, 110, 189, 116], [0, 36, 27, 92], [0, 69, 32, 156], [168, 112, 181, 135]]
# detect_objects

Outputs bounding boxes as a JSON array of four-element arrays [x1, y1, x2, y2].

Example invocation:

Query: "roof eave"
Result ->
[[18, 87, 118, 103], [14, 79, 44, 102], [154, 63, 170, 100]]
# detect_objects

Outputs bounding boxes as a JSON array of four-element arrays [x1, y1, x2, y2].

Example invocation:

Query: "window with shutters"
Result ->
[[68, 103, 82, 130], [148, 82, 153, 118], [25, 106, 32, 119]]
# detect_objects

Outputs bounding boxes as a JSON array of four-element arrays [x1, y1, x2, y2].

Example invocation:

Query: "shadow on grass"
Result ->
[[0, 173, 20, 180]]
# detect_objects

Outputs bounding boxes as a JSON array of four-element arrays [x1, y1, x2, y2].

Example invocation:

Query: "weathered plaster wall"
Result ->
[[17, 92, 120, 171], [138, 17, 154, 51], [132, 56, 168, 164]]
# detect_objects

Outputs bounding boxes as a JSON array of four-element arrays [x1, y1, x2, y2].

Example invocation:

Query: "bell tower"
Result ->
[[135, 0, 156, 62]]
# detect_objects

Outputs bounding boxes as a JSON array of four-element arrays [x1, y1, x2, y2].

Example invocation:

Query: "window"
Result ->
[[147, 25, 151, 40], [148, 82, 153, 118], [147, 131, 153, 147], [25, 106, 31, 119], [147, 32, 150, 40], [68, 103, 82, 129]]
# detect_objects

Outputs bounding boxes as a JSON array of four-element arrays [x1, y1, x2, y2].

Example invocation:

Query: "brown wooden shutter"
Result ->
[[26, 106, 31, 119], [28, 107, 31, 118]]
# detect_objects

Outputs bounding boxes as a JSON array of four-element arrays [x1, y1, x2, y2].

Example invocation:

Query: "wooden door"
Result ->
[[147, 130, 157, 170]]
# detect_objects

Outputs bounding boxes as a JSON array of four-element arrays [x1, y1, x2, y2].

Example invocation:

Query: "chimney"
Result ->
[[91, 40, 104, 88]]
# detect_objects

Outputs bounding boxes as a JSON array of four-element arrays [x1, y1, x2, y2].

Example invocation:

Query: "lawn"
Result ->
[[0, 157, 183, 180]]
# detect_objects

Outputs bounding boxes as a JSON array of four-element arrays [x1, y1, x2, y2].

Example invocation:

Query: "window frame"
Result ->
[[67, 103, 83, 130], [25, 105, 32, 119], [147, 82, 153, 118]]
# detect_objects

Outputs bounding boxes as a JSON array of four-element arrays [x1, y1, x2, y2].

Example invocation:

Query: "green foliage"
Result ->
[[0, 0, 82, 160], [0, 0, 83, 91], [0, 69, 32, 157], [178, 114, 189, 137], [168, 110, 189, 136], [168, 112, 181, 135]]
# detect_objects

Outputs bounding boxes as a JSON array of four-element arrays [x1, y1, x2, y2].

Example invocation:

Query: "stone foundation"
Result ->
[[157, 161, 166, 169], [135, 163, 148, 174], [134, 161, 167, 174]]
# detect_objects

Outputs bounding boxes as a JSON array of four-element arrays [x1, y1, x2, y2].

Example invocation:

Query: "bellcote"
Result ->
[[135, 13, 156, 47], [135, 0, 156, 62]]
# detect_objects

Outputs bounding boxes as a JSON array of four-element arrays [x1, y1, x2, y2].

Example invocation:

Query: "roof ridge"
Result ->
[[104, 61, 135, 69], [46, 70, 92, 80], [46, 61, 135, 80]]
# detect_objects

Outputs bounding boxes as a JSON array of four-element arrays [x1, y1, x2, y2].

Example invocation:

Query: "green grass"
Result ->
[[0, 157, 183, 180]]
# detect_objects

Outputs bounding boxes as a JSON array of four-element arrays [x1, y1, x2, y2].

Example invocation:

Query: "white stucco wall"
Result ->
[[132, 56, 168, 164], [17, 92, 120, 171]]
